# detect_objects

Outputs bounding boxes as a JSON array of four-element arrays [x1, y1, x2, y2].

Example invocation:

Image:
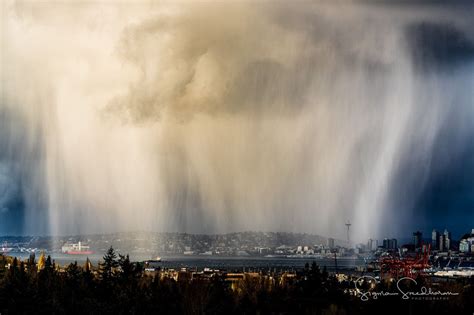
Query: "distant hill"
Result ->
[[1, 231, 348, 254]]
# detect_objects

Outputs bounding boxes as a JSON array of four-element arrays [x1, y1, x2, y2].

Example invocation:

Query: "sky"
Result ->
[[0, 1, 473, 241]]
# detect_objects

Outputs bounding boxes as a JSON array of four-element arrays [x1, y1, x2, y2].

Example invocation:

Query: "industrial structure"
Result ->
[[379, 243, 431, 279]]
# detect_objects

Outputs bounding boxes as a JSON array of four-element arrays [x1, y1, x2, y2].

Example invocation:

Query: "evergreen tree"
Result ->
[[0, 254, 6, 279], [66, 261, 81, 282], [8, 257, 18, 281], [310, 261, 322, 286], [38, 254, 56, 304], [27, 253, 37, 276], [19, 261, 26, 278], [118, 254, 135, 281], [322, 265, 328, 281], [27, 253, 36, 267], [99, 246, 118, 282], [45, 255, 53, 271], [81, 257, 95, 295]]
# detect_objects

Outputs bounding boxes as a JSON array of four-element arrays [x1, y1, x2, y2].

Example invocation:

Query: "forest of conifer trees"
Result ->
[[0, 247, 472, 314]]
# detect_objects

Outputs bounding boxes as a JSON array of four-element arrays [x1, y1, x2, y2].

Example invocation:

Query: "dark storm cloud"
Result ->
[[413, 135, 474, 239], [386, 85, 474, 239], [0, 182, 25, 235], [0, 108, 49, 235], [406, 22, 474, 70], [0, 110, 25, 234]]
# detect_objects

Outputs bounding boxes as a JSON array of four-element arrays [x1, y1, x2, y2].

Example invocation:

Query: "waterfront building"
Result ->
[[327, 238, 335, 249], [367, 239, 378, 251], [413, 231, 422, 249], [444, 229, 451, 250], [439, 234, 446, 252], [459, 229, 474, 253], [432, 229, 439, 250], [383, 238, 397, 250]]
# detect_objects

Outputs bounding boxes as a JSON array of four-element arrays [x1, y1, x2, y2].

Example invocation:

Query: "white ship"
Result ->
[[61, 241, 94, 255]]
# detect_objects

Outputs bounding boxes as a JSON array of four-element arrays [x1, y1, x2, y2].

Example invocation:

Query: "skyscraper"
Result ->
[[382, 238, 397, 250], [413, 231, 422, 249], [367, 238, 378, 251], [391, 239, 398, 250], [459, 229, 474, 253], [444, 229, 451, 250], [327, 238, 335, 249], [438, 234, 446, 252], [383, 238, 389, 249], [432, 229, 439, 250]]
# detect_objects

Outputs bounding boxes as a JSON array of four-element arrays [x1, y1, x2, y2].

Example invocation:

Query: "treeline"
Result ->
[[0, 248, 472, 314]]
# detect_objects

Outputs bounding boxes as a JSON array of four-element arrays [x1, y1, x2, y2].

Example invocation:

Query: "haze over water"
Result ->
[[1, 1, 473, 241]]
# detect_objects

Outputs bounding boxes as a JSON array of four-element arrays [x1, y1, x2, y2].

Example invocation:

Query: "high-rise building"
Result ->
[[367, 238, 378, 251], [460, 239, 470, 253], [438, 234, 446, 252], [327, 238, 335, 249], [383, 238, 397, 250], [459, 229, 474, 253], [413, 231, 422, 249], [443, 229, 451, 250], [432, 229, 439, 250], [391, 239, 398, 250]]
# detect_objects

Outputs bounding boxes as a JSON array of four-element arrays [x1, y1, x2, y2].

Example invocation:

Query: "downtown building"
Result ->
[[367, 238, 378, 251], [430, 229, 451, 252], [413, 231, 422, 249], [383, 238, 397, 250], [459, 229, 474, 253], [432, 229, 440, 249]]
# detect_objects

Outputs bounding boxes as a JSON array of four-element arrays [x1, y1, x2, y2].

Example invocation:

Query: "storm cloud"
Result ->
[[1, 1, 473, 240]]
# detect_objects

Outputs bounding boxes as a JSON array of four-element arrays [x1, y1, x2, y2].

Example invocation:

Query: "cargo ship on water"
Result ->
[[61, 241, 94, 255]]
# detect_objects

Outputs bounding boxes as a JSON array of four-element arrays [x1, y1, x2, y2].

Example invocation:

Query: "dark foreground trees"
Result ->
[[0, 251, 472, 315]]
